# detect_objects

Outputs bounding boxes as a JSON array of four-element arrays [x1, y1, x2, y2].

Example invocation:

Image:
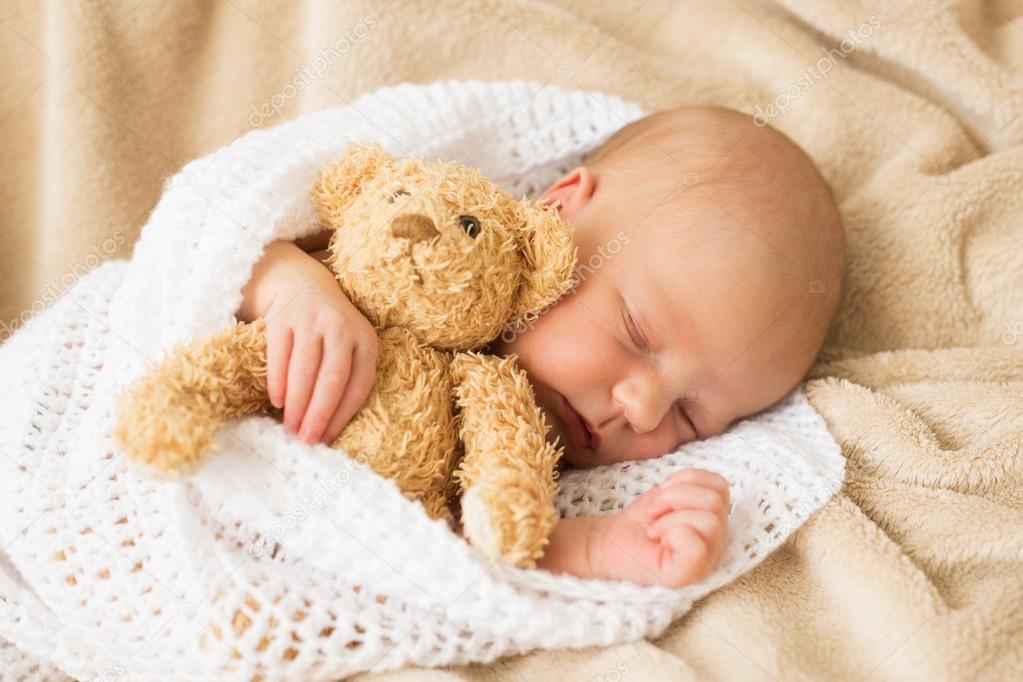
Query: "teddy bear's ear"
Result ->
[[508, 197, 579, 327], [312, 142, 394, 225]]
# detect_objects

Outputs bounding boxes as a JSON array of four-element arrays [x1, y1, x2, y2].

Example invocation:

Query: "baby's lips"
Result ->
[[558, 394, 601, 451], [583, 418, 601, 451]]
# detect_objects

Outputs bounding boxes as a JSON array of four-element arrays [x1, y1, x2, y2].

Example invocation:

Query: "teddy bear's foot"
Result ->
[[114, 392, 223, 473], [460, 475, 558, 569]]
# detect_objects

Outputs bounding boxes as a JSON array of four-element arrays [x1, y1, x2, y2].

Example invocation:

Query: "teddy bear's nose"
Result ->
[[391, 213, 440, 244]]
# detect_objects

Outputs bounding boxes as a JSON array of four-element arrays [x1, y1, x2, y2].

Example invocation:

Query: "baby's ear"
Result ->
[[509, 197, 579, 326], [312, 142, 393, 226]]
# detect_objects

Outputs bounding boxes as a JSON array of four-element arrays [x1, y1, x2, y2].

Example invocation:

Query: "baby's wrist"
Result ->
[[266, 269, 343, 316], [238, 240, 341, 321], [537, 515, 610, 579]]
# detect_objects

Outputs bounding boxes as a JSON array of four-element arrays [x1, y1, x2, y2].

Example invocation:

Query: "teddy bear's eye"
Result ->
[[459, 215, 481, 239], [389, 189, 410, 203]]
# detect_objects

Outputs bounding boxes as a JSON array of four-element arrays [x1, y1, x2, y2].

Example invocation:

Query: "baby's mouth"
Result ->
[[558, 393, 598, 451]]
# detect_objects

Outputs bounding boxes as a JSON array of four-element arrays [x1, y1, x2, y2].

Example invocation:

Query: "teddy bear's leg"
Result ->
[[334, 327, 459, 524], [449, 352, 562, 568], [113, 320, 272, 475]]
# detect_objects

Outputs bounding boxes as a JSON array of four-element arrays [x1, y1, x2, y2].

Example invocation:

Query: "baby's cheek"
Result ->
[[503, 322, 555, 374], [634, 429, 688, 461]]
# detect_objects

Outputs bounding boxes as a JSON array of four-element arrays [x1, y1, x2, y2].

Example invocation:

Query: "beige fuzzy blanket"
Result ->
[[2, 1, 1021, 679]]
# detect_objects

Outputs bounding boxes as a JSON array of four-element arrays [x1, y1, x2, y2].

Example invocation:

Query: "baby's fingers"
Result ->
[[266, 325, 293, 409], [322, 340, 378, 445], [283, 332, 322, 433], [647, 509, 726, 550], [647, 483, 727, 521], [657, 524, 712, 586], [663, 469, 730, 506], [298, 341, 352, 444]]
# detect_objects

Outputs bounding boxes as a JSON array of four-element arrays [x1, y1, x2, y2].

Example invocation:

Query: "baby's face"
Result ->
[[489, 166, 816, 468]]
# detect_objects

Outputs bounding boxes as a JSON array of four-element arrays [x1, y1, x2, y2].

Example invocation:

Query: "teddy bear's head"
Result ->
[[313, 143, 577, 350]]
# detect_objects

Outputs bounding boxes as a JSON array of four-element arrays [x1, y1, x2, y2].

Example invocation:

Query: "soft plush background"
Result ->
[[2, 1, 1022, 679]]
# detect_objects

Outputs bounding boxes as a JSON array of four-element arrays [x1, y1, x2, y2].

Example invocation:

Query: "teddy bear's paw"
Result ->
[[460, 486, 509, 564], [460, 482, 558, 569], [114, 393, 221, 475]]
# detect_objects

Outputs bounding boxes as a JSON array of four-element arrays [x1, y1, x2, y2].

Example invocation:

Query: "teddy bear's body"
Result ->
[[114, 143, 577, 567]]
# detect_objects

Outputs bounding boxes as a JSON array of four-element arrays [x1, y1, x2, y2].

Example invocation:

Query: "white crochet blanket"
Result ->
[[0, 80, 845, 681]]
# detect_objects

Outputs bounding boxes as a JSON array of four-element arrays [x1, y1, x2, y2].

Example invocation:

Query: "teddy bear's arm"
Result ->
[[450, 352, 562, 568], [113, 320, 272, 475]]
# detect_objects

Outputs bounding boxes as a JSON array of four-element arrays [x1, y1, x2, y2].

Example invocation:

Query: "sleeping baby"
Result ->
[[235, 105, 845, 587]]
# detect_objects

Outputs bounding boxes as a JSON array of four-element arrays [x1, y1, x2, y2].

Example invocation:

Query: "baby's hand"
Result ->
[[591, 469, 730, 587], [264, 276, 379, 445]]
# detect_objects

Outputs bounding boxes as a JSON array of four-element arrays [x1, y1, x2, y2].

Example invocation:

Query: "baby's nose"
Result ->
[[391, 213, 440, 244]]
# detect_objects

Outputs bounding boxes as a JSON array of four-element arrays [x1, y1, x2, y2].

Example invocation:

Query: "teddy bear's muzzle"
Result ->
[[391, 213, 440, 244]]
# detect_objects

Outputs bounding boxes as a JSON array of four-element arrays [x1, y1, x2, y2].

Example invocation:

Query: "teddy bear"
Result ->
[[112, 142, 578, 568]]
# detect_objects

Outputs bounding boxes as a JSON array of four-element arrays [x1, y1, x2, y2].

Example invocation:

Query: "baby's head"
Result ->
[[488, 105, 845, 468]]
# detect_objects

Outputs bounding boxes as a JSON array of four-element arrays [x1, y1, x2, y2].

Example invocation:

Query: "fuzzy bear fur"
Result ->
[[113, 142, 578, 567]]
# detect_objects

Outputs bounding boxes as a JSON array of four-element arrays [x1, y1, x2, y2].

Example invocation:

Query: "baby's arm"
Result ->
[[538, 469, 729, 586], [237, 236, 379, 445], [237, 237, 334, 323]]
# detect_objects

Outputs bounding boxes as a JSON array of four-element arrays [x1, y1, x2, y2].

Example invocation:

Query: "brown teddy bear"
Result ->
[[113, 142, 578, 568]]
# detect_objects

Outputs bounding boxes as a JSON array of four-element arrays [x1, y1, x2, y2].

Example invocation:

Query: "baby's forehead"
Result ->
[[590, 197, 801, 313]]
